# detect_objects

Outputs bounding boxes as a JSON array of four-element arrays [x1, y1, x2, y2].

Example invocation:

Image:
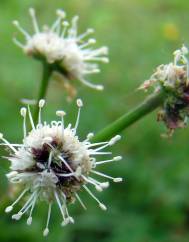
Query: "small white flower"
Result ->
[[1, 99, 122, 236], [139, 45, 189, 91], [13, 8, 109, 90]]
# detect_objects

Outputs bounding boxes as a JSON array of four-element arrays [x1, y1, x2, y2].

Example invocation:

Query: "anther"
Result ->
[[62, 21, 69, 27], [68, 217, 75, 224], [77, 99, 83, 107], [95, 185, 103, 192], [27, 216, 32, 225], [113, 156, 122, 161], [5, 206, 13, 213], [101, 57, 109, 63], [12, 20, 19, 26], [113, 178, 123, 183], [100, 182, 109, 189], [20, 107, 27, 117], [109, 135, 121, 146], [99, 203, 107, 211], [56, 110, 66, 117], [96, 85, 104, 90], [87, 133, 94, 140], [87, 28, 94, 34], [56, 9, 66, 18], [88, 38, 96, 44], [43, 228, 49, 237], [29, 8, 35, 16], [39, 99, 45, 108]]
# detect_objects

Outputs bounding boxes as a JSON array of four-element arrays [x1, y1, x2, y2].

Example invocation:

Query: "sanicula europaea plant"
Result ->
[[0, 6, 189, 237]]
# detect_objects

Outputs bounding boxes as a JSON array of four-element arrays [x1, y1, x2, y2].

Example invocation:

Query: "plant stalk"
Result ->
[[92, 90, 165, 142], [34, 62, 52, 124]]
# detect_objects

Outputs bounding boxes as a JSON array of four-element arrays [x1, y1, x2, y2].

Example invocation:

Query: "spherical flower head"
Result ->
[[139, 45, 189, 136], [1, 99, 122, 236], [13, 8, 109, 91]]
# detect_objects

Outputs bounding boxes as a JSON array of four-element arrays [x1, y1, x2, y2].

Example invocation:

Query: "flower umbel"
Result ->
[[1, 99, 122, 236], [139, 45, 189, 136], [13, 8, 109, 90]]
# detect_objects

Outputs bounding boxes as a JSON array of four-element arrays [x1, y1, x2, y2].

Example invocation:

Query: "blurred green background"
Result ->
[[0, 0, 189, 241]]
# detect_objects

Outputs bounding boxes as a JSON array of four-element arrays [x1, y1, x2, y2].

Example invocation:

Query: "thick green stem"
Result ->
[[34, 62, 52, 124], [92, 90, 165, 142]]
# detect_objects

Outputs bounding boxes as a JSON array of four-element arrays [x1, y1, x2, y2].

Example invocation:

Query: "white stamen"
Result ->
[[54, 191, 66, 221], [68, 217, 75, 224], [83, 185, 106, 210], [56, 110, 66, 137], [48, 151, 53, 168], [109, 135, 121, 146], [88, 177, 109, 189], [181, 45, 188, 55], [74, 99, 83, 134], [51, 10, 65, 33], [13, 38, 25, 48], [75, 193, 87, 210], [20, 107, 27, 117], [27, 216, 32, 225], [12, 212, 23, 220], [78, 28, 94, 40], [96, 156, 122, 165], [27, 105, 35, 130], [20, 107, 27, 139], [39, 99, 45, 108], [29, 8, 40, 33], [12, 20, 31, 39], [61, 21, 69, 37], [61, 218, 69, 227], [43, 203, 52, 237], [86, 132, 94, 141], [56, 9, 66, 19], [0, 136, 17, 153], [82, 175, 103, 192], [91, 170, 122, 182], [77, 99, 83, 108], [99, 203, 107, 211], [43, 228, 49, 237], [100, 182, 110, 189], [113, 178, 123, 182], [38, 100, 45, 125], [80, 78, 104, 90]]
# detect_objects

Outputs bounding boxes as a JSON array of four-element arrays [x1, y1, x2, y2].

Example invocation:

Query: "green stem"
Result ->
[[34, 62, 52, 124], [92, 90, 165, 142]]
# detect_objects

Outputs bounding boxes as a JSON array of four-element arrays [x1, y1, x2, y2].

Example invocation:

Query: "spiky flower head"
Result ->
[[139, 45, 189, 136], [13, 8, 109, 91], [0, 99, 122, 236]]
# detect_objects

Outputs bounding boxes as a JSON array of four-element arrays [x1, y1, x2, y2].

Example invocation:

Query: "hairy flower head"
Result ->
[[139, 45, 189, 136], [0, 99, 122, 236], [13, 8, 109, 90]]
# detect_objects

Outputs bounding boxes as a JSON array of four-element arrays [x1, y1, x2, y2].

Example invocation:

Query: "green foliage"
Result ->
[[0, 0, 189, 241]]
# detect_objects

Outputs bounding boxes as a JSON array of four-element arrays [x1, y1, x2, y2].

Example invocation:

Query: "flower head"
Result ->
[[139, 45, 189, 136], [1, 99, 122, 236], [13, 8, 109, 91]]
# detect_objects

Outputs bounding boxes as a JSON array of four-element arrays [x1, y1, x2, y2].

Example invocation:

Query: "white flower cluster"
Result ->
[[139, 45, 189, 136], [139, 45, 189, 92], [13, 8, 109, 90], [0, 99, 122, 236]]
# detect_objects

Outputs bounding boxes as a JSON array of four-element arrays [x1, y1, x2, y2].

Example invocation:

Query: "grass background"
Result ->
[[0, 0, 189, 241]]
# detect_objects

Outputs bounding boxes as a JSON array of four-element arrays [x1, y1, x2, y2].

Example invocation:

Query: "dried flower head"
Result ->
[[0, 99, 122, 236], [13, 8, 109, 90], [139, 45, 189, 136]]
